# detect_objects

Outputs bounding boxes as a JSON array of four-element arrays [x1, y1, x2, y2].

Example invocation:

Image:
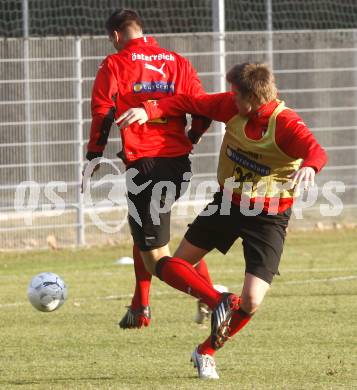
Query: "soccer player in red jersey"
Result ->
[[84, 9, 216, 329], [117, 63, 328, 379]]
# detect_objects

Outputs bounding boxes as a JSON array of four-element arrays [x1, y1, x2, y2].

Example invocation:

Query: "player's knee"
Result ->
[[140, 245, 170, 275], [143, 259, 156, 275], [140, 253, 158, 275], [240, 295, 262, 314]]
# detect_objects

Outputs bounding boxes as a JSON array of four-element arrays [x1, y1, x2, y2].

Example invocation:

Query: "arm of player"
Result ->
[[117, 92, 237, 128], [276, 111, 328, 190], [86, 57, 118, 161], [144, 93, 237, 123], [82, 57, 118, 193], [115, 108, 212, 145], [188, 115, 212, 144], [183, 62, 213, 144]]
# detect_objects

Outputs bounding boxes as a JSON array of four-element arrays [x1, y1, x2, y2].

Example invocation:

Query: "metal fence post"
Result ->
[[351, 30, 357, 207], [212, 0, 226, 162], [22, 0, 33, 181], [75, 37, 85, 246], [266, 0, 274, 69]]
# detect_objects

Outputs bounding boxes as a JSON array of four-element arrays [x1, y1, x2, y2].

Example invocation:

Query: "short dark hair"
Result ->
[[105, 9, 143, 35]]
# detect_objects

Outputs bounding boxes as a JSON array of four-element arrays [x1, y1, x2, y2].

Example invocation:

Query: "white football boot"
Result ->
[[191, 347, 219, 379]]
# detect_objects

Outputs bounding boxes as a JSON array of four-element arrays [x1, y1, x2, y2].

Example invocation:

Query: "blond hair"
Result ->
[[226, 63, 277, 104]]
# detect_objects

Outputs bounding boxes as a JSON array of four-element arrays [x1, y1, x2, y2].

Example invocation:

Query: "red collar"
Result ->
[[123, 36, 158, 50], [248, 100, 279, 121]]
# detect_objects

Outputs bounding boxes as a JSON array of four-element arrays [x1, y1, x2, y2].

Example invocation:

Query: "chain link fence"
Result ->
[[1, 30, 356, 249]]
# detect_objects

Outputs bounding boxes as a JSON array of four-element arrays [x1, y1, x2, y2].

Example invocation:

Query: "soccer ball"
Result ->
[[27, 272, 68, 312]]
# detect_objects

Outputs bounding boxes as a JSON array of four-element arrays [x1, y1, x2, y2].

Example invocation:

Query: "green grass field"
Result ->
[[0, 230, 356, 389]]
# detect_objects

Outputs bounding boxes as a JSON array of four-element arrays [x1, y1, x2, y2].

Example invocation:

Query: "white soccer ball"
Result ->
[[27, 272, 68, 312]]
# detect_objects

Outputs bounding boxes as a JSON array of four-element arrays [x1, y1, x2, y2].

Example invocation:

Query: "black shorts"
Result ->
[[184, 191, 291, 284], [126, 155, 191, 251]]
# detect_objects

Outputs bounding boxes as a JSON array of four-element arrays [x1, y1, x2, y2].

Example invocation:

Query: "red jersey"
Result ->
[[87, 36, 208, 163], [143, 93, 328, 212]]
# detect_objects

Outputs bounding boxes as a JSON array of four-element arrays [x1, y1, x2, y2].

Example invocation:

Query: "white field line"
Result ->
[[282, 268, 357, 273], [0, 267, 355, 281], [1, 275, 356, 308], [0, 302, 26, 308], [93, 275, 357, 302], [0, 269, 356, 281], [212, 267, 357, 275], [279, 275, 357, 285]]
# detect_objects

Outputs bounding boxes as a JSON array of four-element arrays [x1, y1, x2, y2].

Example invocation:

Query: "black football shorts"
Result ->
[[184, 190, 292, 284], [126, 155, 191, 251]]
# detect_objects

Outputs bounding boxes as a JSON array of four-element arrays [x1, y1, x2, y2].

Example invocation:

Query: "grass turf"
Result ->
[[0, 230, 356, 389]]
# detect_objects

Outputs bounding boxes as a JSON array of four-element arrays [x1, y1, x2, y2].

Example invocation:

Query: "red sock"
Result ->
[[194, 258, 213, 286], [228, 307, 252, 338], [198, 337, 216, 356], [131, 245, 152, 309], [156, 256, 221, 309], [198, 303, 252, 356]]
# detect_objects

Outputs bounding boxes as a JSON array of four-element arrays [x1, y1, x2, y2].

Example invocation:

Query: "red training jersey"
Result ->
[[87, 36, 207, 163], [143, 93, 328, 212]]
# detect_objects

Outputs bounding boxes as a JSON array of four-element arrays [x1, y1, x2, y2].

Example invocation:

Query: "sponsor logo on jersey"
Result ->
[[144, 62, 166, 77], [133, 81, 175, 94], [132, 52, 175, 62], [226, 145, 271, 176]]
